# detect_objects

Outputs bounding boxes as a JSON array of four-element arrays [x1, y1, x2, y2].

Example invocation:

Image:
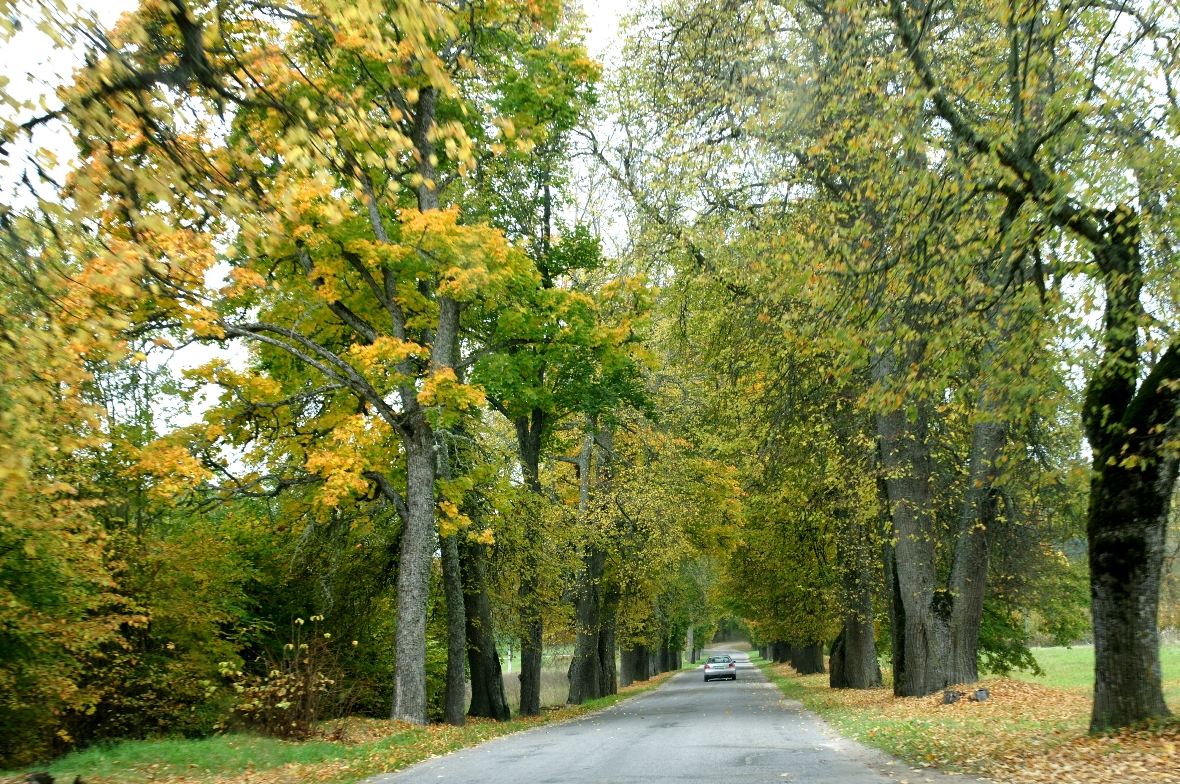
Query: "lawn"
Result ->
[[1011, 645, 1180, 706], [753, 649, 1180, 784], [2, 669, 685, 784]]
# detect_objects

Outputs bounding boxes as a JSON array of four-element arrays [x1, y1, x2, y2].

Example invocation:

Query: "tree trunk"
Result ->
[[632, 645, 649, 681], [1084, 212, 1177, 731], [834, 510, 882, 689], [831, 585, 881, 688], [828, 632, 847, 687], [879, 477, 907, 696], [388, 86, 453, 727], [874, 346, 950, 697], [792, 643, 826, 675], [657, 642, 670, 674], [435, 431, 466, 727], [439, 531, 466, 725], [598, 584, 619, 695], [519, 598, 543, 716], [460, 538, 510, 720], [567, 431, 605, 704], [391, 424, 436, 724], [567, 547, 606, 703], [620, 647, 637, 687], [514, 409, 546, 717], [947, 420, 1005, 685]]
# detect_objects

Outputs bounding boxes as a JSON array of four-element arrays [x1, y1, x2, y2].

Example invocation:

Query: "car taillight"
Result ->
[[729, 663, 735, 668]]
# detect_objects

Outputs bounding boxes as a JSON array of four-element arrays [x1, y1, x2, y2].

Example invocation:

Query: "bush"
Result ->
[[224, 616, 355, 739]]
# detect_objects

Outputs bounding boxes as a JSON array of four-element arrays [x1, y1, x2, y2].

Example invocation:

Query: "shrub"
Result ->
[[224, 616, 355, 739]]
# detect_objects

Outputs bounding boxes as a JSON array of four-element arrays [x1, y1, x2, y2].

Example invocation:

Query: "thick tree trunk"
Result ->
[[620, 647, 637, 687], [514, 409, 546, 717], [833, 510, 882, 689], [1084, 214, 1177, 731], [874, 347, 951, 697], [947, 420, 1005, 685], [632, 645, 650, 681], [519, 601, 543, 716], [831, 592, 881, 688], [656, 642, 670, 674], [828, 632, 846, 687], [878, 476, 907, 696], [567, 547, 606, 703], [792, 643, 826, 675], [439, 531, 466, 726], [598, 585, 619, 695], [460, 538, 510, 720], [882, 534, 908, 696], [391, 424, 436, 724], [388, 87, 452, 727], [435, 430, 466, 726]]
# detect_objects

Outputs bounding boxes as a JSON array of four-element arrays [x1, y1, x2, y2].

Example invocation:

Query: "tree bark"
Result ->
[[881, 527, 907, 697], [389, 86, 460, 725], [598, 584, 619, 695], [439, 531, 466, 725], [947, 420, 1005, 685], [391, 423, 437, 723], [567, 546, 606, 703], [1084, 210, 1177, 730], [620, 647, 637, 687], [434, 429, 466, 727], [514, 409, 546, 717], [833, 510, 882, 689], [657, 642, 670, 674], [568, 431, 606, 704], [460, 538, 510, 720], [630, 645, 650, 681], [873, 346, 951, 697], [792, 643, 826, 675]]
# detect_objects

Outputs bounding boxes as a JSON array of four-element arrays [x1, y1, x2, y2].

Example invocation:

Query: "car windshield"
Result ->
[[706, 656, 731, 663]]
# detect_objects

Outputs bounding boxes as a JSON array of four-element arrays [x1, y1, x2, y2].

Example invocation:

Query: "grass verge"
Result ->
[[752, 653, 1180, 784], [4, 669, 684, 784]]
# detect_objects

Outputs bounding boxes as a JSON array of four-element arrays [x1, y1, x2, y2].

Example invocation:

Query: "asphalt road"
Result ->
[[364, 649, 986, 784]]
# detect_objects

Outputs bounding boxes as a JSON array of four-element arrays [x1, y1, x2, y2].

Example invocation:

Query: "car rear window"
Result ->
[[707, 656, 730, 663]]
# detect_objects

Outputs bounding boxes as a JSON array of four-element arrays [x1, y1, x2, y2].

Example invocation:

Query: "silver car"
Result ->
[[702, 655, 737, 682]]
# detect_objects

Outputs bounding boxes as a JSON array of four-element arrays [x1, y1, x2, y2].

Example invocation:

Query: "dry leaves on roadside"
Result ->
[[772, 664, 1179, 784]]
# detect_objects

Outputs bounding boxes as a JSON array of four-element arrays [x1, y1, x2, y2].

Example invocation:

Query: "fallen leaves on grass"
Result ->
[[766, 663, 1179, 784]]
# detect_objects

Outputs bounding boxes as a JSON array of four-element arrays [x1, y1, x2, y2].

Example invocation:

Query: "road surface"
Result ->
[[364, 649, 986, 784]]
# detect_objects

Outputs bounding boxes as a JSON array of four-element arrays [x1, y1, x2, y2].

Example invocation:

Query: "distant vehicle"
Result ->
[[703, 655, 737, 682]]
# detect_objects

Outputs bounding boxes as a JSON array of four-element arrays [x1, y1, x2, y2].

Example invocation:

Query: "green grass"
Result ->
[[7, 667, 688, 784], [1011, 645, 1180, 707], [41, 733, 401, 781]]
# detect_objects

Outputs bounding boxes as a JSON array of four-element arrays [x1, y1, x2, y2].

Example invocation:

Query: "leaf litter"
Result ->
[[768, 664, 1180, 784]]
